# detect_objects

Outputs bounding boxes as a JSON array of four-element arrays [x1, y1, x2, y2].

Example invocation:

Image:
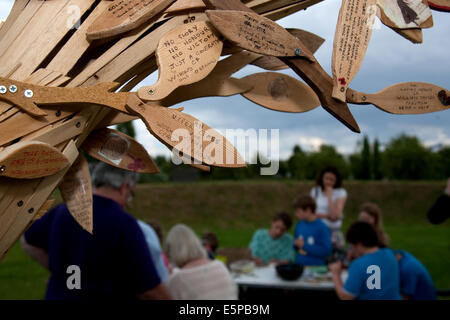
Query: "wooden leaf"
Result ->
[[59, 154, 93, 234], [32, 199, 56, 222], [86, 0, 177, 40], [127, 94, 246, 168], [241, 72, 320, 113], [164, 0, 206, 14], [203, 0, 253, 12], [0, 141, 69, 179], [428, 0, 450, 11], [205, 10, 314, 61], [82, 128, 160, 174], [137, 21, 223, 101], [392, 27, 423, 43], [331, 0, 376, 102], [0, 77, 130, 116], [377, 0, 433, 29], [346, 82, 450, 114]]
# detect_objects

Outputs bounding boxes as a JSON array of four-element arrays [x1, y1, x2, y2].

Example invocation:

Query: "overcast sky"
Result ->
[[1, 0, 449, 160]]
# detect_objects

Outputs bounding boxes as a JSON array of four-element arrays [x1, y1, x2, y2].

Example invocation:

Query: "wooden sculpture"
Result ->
[[0, 0, 448, 261]]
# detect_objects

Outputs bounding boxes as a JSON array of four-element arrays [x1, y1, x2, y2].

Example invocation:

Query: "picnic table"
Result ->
[[232, 264, 348, 300]]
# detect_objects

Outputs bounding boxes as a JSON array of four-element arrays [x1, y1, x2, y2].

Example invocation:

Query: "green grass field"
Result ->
[[0, 180, 449, 299]]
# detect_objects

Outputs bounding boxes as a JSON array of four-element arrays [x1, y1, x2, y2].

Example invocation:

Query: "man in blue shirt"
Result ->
[[293, 195, 332, 266], [21, 163, 171, 300], [394, 249, 436, 300], [329, 221, 402, 300]]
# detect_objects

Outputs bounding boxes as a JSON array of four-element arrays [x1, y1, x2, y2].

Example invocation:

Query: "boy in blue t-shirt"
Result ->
[[394, 249, 437, 300], [329, 221, 402, 300], [293, 194, 332, 266]]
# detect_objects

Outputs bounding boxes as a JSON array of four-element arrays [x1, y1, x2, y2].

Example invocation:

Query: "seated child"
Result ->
[[329, 221, 402, 300], [394, 249, 437, 300], [202, 232, 219, 260], [249, 212, 295, 266], [293, 194, 332, 266]]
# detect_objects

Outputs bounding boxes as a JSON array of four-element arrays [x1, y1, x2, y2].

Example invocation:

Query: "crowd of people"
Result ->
[[21, 163, 447, 300]]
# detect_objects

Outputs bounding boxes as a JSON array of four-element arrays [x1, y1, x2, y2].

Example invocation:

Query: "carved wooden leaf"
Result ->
[[59, 154, 93, 234], [241, 72, 320, 113], [138, 21, 223, 101], [377, 0, 433, 29], [0, 141, 69, 179], [127, 94, 246, 168], [82, 128, 159, 173]]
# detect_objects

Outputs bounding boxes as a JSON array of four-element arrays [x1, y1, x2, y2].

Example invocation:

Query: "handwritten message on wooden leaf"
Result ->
[[241, 72, 320, 113], [82, 128, 159, 173], [377, 0, 433, 29], [346, 82, 449, 114], [127, 94, 246, 168], [138, 21, 223, 101], [59, 154, 93, 234], [0, 141, 69, 179], [332, 0, 376, 102], [205, 10, 314, 61], [87, 0, 177, 40]]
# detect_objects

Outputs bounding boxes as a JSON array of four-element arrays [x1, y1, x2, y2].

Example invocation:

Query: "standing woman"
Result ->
[[310, 166, 347, 249]]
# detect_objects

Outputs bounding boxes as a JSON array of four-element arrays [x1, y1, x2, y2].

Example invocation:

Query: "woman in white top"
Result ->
[[164, 224, 238, 300], [310, 166, 347, 249]]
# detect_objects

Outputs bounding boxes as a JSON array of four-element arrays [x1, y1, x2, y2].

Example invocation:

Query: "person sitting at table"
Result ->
[[357, 202, 389, 248], [293, 195, 332, 266], [394, 249, 437, 300], [249, 212, 295, 266], [165, 224, 238, 300], [328, 221, 402, 300], [202, 231, 219, 260]]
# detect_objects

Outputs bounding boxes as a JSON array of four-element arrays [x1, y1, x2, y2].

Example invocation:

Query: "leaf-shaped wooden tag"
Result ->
[[332, 0, 376, 102], [164, 0, 206, 14], [0, 141, 69, 179], [241, 72, 320, 113], [205, 10, 314, 61], [59, 154, 93, 234], [138, 21, 223, 101], [346, 82, 449, 114], [392, 27, 423, 43], [377, 0, 433, 29], [127, 94, 246, 168], [86, 0, 177, 40], [82, 128, 159, 174], [428, 0, 450, 11]]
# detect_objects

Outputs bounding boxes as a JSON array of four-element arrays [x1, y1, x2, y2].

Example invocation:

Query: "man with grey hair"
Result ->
[[21, 162, 171, 300]]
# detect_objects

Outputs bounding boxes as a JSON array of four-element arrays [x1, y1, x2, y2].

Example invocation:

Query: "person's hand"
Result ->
[[324, 186, 334, 198], [253, 257, 264, 266], [328, 261, 342, 275], [294, 237, 304, 249], [445, 177, 450, 196]]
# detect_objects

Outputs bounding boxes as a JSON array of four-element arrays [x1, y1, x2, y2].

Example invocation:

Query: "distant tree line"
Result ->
[[113, 126, 449, 182]]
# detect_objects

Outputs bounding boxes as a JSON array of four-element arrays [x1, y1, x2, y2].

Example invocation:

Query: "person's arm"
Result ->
[[137, 283, 172, 300], [329, 261, 356, 300], [427, 178, 450, 224], [329, 197, 347, 221], [20, 235, 49, 270], [302, 226, 332, 259], [249, 230, 265, 265]]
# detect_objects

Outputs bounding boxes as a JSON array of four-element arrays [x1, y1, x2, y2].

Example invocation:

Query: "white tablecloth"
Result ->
[[233, 265, 348, 291]]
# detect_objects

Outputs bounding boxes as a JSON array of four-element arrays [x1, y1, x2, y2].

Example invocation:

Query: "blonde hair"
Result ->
[[359, 202, 390, 247], [165, 224, 207, 268]]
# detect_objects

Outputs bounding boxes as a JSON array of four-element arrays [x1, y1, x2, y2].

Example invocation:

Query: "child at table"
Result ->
[[293, 194, 332, 266], [249, 212, 295, 266]]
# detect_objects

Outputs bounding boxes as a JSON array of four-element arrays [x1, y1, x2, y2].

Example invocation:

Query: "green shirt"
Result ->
[[249, 229, 295, 264]]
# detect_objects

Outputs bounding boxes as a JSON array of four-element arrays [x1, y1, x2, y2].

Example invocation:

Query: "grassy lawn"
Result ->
[[0, 180, 449, 299]]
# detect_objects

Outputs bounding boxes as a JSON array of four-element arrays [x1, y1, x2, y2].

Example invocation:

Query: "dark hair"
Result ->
[[201, 232, 219, 252], [316, 166, 342, 190], [272, 211, 293, 230], [147, 220, 164, 245], [293, 194, 316, 213], [346, 221, 379, 247]]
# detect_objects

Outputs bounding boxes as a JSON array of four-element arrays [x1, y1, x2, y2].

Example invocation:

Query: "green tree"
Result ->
[[305, 144, 350, 180], [361, 135, 371, 180], [382, 134, 433, 180], [116, 121, 136, 138], [288, 145, 308, 179], [373, 138, 383, 180]]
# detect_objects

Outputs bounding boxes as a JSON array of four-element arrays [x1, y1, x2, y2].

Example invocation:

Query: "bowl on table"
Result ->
[[275, 263, 304, 281]]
